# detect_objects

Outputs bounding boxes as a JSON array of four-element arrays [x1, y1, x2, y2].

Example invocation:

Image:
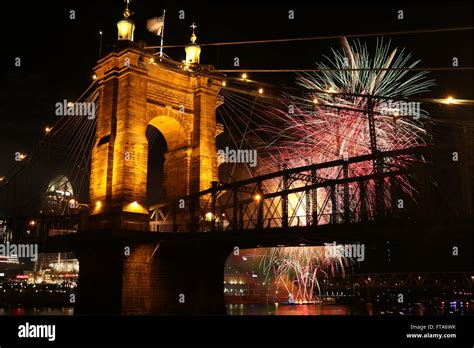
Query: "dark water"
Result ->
[[226, 303, 469, 316], [227, 303, 359, 315], [0, 303, 468, 316], [2, 304, 354, 316], [0, 307, 74, 315]]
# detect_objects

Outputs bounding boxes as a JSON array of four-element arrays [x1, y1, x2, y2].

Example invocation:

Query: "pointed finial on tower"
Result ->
[[123, 0, 132, 18], [185, 22, 201, 64], [190, 22, 197, 43]]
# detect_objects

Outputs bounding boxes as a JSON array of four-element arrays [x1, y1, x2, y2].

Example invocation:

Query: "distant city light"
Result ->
[[258, 88, 264, 94], [445, 96, 455, 104], [241, 73, 248, 79]]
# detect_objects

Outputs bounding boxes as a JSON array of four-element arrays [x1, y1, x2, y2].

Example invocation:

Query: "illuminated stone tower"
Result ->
[[89, 10, 224, 229]]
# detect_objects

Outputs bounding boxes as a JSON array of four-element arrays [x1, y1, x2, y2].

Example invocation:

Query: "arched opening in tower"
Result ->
[[146, 125, 167, 206]]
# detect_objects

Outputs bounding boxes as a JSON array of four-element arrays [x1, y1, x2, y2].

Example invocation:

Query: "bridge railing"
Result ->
[[0, 214, 84, 245], [150, 146, 431, 232], [1, 146, 433, 238]]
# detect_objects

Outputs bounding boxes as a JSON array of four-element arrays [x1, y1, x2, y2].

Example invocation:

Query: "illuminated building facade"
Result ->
[[42, 175, 74, 215]]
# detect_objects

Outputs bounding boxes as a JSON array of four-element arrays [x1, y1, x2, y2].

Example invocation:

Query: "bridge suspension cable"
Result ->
[[0, 82, 99, 214], [144, 26, 474, 49], [216, 67, 474, 73]]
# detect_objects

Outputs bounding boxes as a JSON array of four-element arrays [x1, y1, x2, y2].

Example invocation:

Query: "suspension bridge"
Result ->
[[0, 6, 472, 315]]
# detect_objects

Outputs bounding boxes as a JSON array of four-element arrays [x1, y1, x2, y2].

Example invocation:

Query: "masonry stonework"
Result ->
[[89, 48, 224, 229]]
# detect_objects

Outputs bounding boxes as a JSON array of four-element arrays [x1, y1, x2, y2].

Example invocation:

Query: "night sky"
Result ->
[[0, 0, 472, 211]]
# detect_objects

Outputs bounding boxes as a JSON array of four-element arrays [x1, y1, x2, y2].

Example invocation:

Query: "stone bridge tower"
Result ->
[[89, 12, 224, 229]]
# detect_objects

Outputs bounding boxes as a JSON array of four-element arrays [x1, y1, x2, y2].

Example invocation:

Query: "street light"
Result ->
[[205, 212, 213, 221], [98, 31, 103, 57]]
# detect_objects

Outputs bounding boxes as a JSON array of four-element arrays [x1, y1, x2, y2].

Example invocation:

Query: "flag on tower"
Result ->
[[147, 16, 164, 36]]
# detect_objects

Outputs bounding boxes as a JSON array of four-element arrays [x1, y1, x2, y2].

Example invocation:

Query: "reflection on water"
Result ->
[[0, 303, 467, 316], [227, 304, 360, 315], [0, 307, 74, 315], [227, 302, 467, 316]]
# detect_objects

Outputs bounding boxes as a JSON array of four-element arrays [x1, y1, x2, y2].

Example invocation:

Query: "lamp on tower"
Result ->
[[117, 0, 135, 41]]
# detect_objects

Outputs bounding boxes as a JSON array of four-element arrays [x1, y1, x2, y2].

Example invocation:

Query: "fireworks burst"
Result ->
[[255, 38, 435, 220], [219, 39, 435, 298], [260, 246, 350, 303]]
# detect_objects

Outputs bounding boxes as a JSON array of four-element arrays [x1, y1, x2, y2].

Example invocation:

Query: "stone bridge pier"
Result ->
[[75, 237, 233, 315]]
